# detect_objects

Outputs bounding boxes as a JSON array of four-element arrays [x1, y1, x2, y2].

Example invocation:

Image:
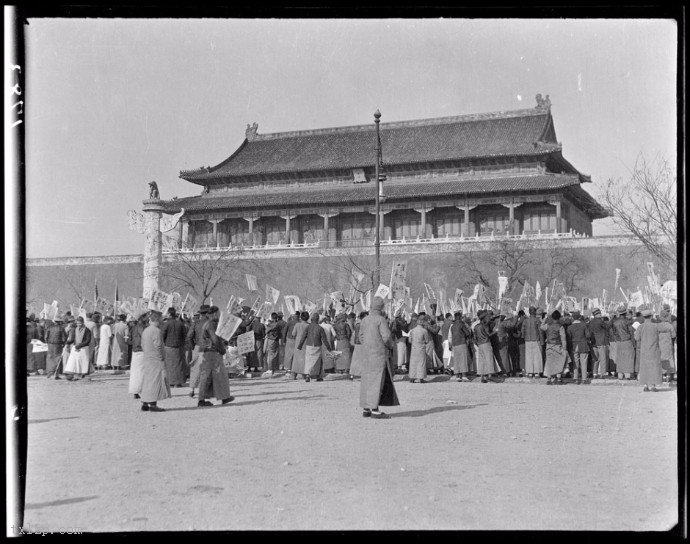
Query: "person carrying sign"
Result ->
[[196, 305, 234, 407]]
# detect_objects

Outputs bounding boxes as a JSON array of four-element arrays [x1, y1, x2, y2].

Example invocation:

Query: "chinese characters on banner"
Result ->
[[389, 261, 408, 301], [236, 330, 255, 355]]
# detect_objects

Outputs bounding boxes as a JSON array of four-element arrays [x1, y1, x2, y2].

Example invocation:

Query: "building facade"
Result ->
[[162, 96, 608, 250]]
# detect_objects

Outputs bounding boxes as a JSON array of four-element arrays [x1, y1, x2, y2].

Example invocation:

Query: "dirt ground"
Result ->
[[20, 372, 678, 532]]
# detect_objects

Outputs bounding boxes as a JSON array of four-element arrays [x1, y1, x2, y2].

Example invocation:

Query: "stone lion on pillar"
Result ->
[[148, 181, 160, 200]]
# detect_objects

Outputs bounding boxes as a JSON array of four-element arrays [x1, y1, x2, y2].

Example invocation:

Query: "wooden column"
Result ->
[[500, 201, 519, 234], [181, 219, 189, 248], [318, 212, 338, 247], [210, 219, 219, 248], [458, 204, 477, 237], [414, 207, 433, 238], [548, 200, 562, 233], [244, 217, 255, 245], [280, 214, 294, 244]]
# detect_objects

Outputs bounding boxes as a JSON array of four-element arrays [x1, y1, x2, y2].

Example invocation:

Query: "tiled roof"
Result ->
[[181, 107, 560, 182], [162, 174, 582, 213]]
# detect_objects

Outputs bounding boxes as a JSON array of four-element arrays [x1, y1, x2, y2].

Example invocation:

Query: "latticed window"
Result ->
[[338, 213, 374, 245], [390, 209, 421, 239], [522, 205, 556, 232], [430, 208, 462, 237], [477, 209, 509, 235]]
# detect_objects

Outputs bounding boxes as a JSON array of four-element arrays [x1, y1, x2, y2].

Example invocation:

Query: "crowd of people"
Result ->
[[26, 297, 678, 415]]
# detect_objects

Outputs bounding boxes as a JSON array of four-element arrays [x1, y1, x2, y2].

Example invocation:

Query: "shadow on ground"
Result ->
[[25, 496, 98, 510], [392, 403, 488, 418]]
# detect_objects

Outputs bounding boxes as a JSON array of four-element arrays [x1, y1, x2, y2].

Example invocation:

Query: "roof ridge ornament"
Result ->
[[246, 122, 259, 141], [535, 94, 551, 110]]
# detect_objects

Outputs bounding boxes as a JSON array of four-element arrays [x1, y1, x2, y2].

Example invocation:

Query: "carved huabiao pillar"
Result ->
[[141, 201, 164, 300]]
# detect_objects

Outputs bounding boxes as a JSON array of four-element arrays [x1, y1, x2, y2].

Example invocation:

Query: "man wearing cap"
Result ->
[[657, 307, 677, 382], [275, 311, 287, 370], [196, 305, 234, 407], [128, 313, 148, 398], [297, 312, 333, 382], [635, 309, 663, 392], [161, 307, 188, 387], [541, 310, 567, 385], [449, 311, 471, 381], [186, 305, 211, 397], [611, 305, 636, 380], [139, 310, 171, 412], [44, 315, 67, 378], [263, 312, 282, 377], [111, 314, 130, 372], [520, 306, 544, 378], [588, 308, 610, 379], [358, 296, 399, 419], [84, 312, 99, 369], [566, 311, 592, 384], [281, 311, 301, 373]]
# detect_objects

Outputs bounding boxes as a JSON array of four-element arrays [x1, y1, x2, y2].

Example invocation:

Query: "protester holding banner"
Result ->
[[196, 305, 234, 407], [635, 309, 663, 392], [288, 311, 310, 380], [359, 296, 399, 419], [139, 310, 171, 412]]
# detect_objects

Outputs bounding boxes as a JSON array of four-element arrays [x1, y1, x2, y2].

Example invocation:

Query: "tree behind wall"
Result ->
[[599, 154, 678, 277]]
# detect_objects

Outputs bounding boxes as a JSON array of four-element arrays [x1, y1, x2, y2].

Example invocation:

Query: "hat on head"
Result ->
[[662, 303, 670, 311], [198, 304, 211, 314], [641, 309, 653, 317], [616, 304, 627, 315], [528, 306, 537, 315], [167, 307, 177, 316], [371, 296, 385, 311], [148, 310, 163, 318], [54, 315, 64, 322], [592, 308, 601, 316], [208, 305, 219, 314], [277, 311, 283, 317], [551, 310, 562, 321], [571, 310, 581, 320]]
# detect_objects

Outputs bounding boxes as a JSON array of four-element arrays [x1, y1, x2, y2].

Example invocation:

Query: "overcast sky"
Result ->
[[25, 18, 677, 258]]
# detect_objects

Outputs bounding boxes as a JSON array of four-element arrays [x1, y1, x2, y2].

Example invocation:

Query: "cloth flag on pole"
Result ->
[[185, 293, 200, 315], [628, 290, 644, 307], [94, 277, 99, 309], [304, 300, 317, 314], [113, 281, 119, 316], [374, 283, 390, 300], [246, 274, 258, 291], [454, 289, 463, 308], [424, 283, 436, 301], [249, 295, 263, 316], [351, 268, 365, 287], [216, 311, 243, 342], [389, 261, 408, 301], [498, 275, 509, 300], [614, 268, 621, 291], [535, 281, 542, 304]]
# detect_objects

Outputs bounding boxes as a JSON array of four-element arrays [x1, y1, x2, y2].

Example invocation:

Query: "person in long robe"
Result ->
[[474, 311, 498, 383], [275, 312, 287, 370], [349, 312, 368, 379], [128, 314, 148, 398], [139, 311, 171, 412], [333, 312, 353, 374], [541, 310, 567, 385], [390, 314, 409, 373], [44, 315, 67, 377], [288, 312, 310, 380], [520, 306, 544, 377], [96, 317, 113, 369], [408, 315, 431, 383], [263, 312, 282, 376], [657, 309, 677, 382], [196, 305, 234, 407], [161, 308, 188, 386], [611, 307, 636, 380], [110, 314, 130, 371], [588, 308, 610, 379], [85, 313, 99, 369], [635, 309, 663, 391], [26, 315, 39, 375], [281, 312, 300, 372], [319, 315, 337, 373], [186, 311, 207, 395], [359, 296, 399, 419], [298, 312, 333, 382], [566, 311, 592, 384], [64, 317, 92, 379], [449, 311, 471, 381]]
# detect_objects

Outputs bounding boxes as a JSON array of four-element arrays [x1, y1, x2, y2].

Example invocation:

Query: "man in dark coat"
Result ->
[[161, 308, 188, 387], [588, 308, 610, 378], [566, 311, 592, 384]]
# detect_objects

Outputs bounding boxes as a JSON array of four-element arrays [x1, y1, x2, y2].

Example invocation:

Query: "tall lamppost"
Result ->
[[374, 109, 382, 287]]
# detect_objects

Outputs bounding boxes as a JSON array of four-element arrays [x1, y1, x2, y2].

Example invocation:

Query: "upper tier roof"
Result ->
[[180, 103, 565, 183]]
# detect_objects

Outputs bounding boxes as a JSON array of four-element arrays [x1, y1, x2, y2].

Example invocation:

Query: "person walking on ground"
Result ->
[[333, 312, 353, 374], [588, 308, 610, 379], [161, 308, 188, 387], [520, 306, 544, 378], [348, 312, 368, 380], [139, 310, 171, 412], [281, 311, 300, 373], [449, 311, 472, 382], [359, 296, 399, 419], [111, 314, 130, 372], [541, 310, 567, 385], [298, 312, 333, 382], [96, 316, 113, 370], [288, 311, 310, 380], [44, 315, 67, 378], [408, 315, 431, 383], [128, 313, 148, 399], [635, 309, 664, 392], [611, 306, 636, 380], [566, 311, 592, 384], [64, 316, 92, 380], [196, 305, 234, 407]]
